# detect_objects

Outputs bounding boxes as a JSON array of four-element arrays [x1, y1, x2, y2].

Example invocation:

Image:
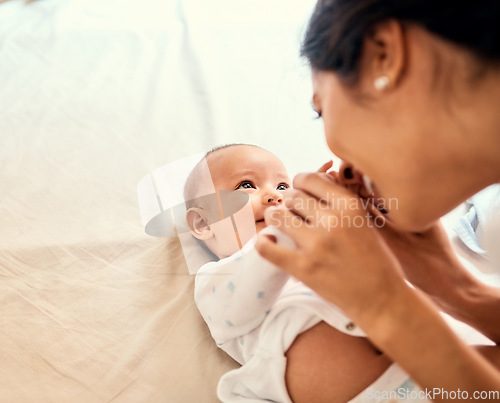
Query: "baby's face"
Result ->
[[207, 145, 290, 233], [197, 145, 289, 258]]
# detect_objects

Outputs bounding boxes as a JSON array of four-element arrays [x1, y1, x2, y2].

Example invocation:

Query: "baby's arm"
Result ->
[[194, 239, 289, 345]]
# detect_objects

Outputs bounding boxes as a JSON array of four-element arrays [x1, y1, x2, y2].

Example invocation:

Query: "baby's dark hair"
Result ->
[[183, 143, 262, 209]]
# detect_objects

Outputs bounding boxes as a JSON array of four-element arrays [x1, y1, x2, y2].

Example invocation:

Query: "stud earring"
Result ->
[[374, 75, 390, 91]]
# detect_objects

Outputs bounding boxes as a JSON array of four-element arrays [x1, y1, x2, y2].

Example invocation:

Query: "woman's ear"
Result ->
[[361, 19, 406, 92], [186, 207, 214, 241]]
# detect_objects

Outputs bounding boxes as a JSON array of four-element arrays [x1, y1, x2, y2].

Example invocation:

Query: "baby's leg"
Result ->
[[285, 321, 392, 402]]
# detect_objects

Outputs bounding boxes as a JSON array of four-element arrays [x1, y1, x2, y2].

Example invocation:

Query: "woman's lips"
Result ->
[[361, 177, 388, 215]]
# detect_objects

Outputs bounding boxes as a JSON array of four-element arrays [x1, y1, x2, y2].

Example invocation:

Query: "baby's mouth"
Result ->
[[255, 218, 266, 228]]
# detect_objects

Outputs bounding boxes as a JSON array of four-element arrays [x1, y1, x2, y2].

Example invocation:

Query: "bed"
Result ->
[[0, 0, 496, 402], [0, 0, 325, 401]]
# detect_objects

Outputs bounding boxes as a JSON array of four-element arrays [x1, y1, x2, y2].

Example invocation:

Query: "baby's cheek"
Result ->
[[233, 202, 257, 246]]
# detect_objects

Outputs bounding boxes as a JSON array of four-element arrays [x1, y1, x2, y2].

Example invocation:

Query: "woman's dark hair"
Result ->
[[301, 0, 500, 82]]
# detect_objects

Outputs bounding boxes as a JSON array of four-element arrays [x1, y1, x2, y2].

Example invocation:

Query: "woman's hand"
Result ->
[[256, 167, 500, 394], [378, 219, 500, 343], [313, 160, 483, 314], [376, 220, 464, 305], [260, 162, 500, 343], [255, 170, 407, 328]]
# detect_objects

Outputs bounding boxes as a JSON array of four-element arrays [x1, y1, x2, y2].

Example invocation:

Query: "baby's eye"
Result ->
[[236, 181, 255, 190], [277, 183, 289, 191]]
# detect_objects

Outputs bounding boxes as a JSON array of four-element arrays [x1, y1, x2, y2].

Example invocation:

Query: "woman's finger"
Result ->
[[365, 196, 390, 221], [293, 172, 354, 205], [284, 188, 332, 222], [296, 171, 391, 218], [264, 206, 316, 247]]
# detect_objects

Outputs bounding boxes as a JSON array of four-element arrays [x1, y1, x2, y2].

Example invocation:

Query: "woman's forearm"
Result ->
[[376, 220, 500, 343], [477, 345, 500, 370], [451, 283, 500, 344], [360, 282, 500, 399], [433, 265, 500, 344]]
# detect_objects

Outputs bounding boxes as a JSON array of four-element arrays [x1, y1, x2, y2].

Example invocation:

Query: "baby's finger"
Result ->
[[317, 160, 333, 173], [323, 169, 342, 186], [337, 162, 374, 200]]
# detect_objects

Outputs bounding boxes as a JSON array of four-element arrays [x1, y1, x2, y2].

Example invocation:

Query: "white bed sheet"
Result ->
[[0, 0, 325, 401]]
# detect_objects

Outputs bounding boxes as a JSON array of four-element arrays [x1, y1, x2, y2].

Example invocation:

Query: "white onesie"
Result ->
[[194, 229, 418, 402]]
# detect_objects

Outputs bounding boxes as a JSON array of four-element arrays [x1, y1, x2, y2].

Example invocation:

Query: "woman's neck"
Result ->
[[452, 65, 500, 186]]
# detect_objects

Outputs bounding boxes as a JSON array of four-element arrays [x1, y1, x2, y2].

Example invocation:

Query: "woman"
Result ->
[[256, 0, 500, 399]]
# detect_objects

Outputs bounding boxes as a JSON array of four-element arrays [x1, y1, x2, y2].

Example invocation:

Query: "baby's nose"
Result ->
[[263, 192, 283, 206]]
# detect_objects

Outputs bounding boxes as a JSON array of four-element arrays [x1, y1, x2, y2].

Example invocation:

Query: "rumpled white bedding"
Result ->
[[0, 0, 324, 401]]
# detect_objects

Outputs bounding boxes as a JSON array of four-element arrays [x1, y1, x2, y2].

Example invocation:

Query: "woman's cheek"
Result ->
[[323, 116, 342, 156]]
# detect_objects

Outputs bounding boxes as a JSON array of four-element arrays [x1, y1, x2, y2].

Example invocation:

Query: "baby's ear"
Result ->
[[186, 207, 214, 240]]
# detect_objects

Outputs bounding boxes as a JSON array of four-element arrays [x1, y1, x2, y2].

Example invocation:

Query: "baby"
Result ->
[[185, 144, 419, 402]]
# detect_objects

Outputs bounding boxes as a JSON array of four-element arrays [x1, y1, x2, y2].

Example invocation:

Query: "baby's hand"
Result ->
[[316, 160, 339, 184], [316, 160, 371, 198], [334, 161, 388, 215], [317, 160, 333, 173]]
